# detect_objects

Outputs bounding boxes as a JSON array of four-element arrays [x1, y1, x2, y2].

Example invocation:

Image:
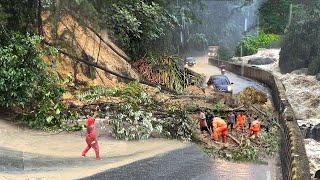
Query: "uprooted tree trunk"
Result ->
[[45, 41, 176, 93]]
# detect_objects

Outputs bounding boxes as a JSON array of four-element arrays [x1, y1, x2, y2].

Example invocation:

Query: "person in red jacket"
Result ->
[[82, 112, 101, 160], [212, 117, 228, 143], [250, 117, 261, 139]]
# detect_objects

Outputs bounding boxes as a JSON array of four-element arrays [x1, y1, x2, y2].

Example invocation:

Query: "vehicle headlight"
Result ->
[[227, 85, 232, 92]]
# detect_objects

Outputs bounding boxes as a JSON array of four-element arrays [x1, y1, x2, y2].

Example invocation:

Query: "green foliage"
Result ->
[[215, 46, 233, 60], [308, 56, 320, 75], [280, 0, 320, 74], [259, 131, 279, 155], [96, 1, 170, 58], [159, 109, 194, 141], [0, 4, 9, 25], [0, 32, 65, 128], [108, 105, 194, 141], [76, 82, 194, 141], [231, 140, 259, 161], [236, 32, 280, 56], [259, 0, 291, 34], [138, 55, 203, 92], [187, 33, 208, 50], [89, 0, 202, 58], [214, 102, 222, 117], [76, 81, 151, 109], [185, 102, 199, 112], [0, 0, 38, 33], [108, 104, 157, 140]]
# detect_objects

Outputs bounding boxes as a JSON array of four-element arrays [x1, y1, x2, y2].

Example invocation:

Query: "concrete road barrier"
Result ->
[[209, 58, 311, 180]]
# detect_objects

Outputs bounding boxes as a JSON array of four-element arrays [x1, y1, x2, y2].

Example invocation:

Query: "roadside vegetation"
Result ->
[[75, 82, 196, 141], [280, 0, 320, 75], [235, 32, 279, 56], [0, 0, 203, 129], [0, 32, 66, 129], [0, 0, 280, 164]]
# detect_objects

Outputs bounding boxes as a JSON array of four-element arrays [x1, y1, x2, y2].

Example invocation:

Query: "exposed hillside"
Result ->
[[43, 15, 139, 89]]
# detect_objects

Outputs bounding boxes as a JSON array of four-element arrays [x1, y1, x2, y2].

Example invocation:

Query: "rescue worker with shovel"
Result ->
[[212, 117, 228, 143]]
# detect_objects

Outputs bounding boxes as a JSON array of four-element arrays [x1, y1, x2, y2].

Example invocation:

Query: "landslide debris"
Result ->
[[236, 87, 268, 105]]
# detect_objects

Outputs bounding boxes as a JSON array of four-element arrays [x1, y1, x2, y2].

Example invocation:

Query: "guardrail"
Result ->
[[209, 58, 311, 180]]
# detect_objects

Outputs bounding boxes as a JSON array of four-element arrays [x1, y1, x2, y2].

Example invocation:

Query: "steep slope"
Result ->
[[43, 15, 139, 88]]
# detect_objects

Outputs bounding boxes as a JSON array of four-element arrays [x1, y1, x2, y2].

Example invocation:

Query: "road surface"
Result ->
[[0, 53, 281, 179], [82, 145, 280, 180], [185, 53, 271, 95]]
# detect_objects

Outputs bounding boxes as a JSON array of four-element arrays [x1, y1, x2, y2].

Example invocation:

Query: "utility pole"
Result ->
[[241, 15, 247, 77], [288, 3, 293, 28]]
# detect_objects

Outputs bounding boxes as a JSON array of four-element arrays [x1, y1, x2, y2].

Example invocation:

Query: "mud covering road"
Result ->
[[82, 145, 280, 180]]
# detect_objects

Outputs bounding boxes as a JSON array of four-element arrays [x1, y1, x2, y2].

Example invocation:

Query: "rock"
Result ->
[[311, 124, 320, 141], [299, 124, 313, 139], [248, 57, 274, 65], [230, 57, 243, 62], [316, 73, 320, 81], [315, 169, 320, 179], [292, 68, 309, 75]]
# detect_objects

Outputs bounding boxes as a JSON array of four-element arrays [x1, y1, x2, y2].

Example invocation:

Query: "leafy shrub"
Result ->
[[259, 0, 291, 34], [214, 102, 222, 117], [259, 131, 279, 155], [187, 33, 208, 50], [215, 46, 233, 60], [75, 86, 119, 103], [160, 109, 194, 141], [279, 1, 320, 74], [108, 104, 159, 140], [231, 140, 259, 161], [0, 33, 64, 128], [236, 32, 280, 56], [308, 56, 320, 75], [77, 83, 194, 141], [76, 81, 151, 109]]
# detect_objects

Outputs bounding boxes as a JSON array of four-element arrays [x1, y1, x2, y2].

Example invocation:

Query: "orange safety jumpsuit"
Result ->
[[212, 117, 228, 143], [234, 114, 246, 129], [250, 120, 261, 138]]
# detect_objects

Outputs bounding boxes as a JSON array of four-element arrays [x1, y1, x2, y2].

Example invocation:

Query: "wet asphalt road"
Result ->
[[186, 53, 271, 96], [82, 145, 279, 180], [81, 54, 280, 180], [0, 53, 279, 179]]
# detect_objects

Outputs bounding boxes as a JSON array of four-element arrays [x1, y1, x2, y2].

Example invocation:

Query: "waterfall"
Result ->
[[192, 0, 265, 52]]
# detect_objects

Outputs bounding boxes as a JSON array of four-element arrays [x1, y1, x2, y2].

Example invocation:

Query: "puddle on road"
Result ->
[[211, 158, 281, 180]]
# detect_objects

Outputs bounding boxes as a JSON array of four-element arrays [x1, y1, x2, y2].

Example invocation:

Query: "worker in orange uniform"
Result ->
[[250, 117, 261, 139], [211, 117, 228, 143], [234, 111, 246, 131]]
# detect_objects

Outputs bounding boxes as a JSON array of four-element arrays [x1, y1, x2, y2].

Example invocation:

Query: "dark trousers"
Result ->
[[201, 126, 211, 134], [227, 122, 234, 131]]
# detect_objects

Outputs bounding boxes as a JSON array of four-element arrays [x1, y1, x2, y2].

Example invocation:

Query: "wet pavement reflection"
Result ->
[[83, 145, 281, 180]]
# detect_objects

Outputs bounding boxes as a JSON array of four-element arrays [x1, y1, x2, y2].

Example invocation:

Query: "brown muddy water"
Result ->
[[209, 158, 281, 180]]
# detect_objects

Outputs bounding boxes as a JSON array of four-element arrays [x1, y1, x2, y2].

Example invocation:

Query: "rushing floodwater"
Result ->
[[237, 48, 320, 177]]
